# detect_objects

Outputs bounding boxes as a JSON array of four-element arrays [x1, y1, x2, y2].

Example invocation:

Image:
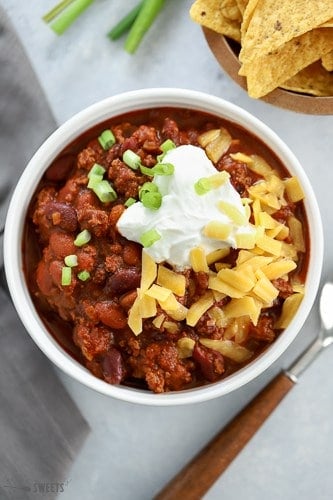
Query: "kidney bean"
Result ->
[[96, 301, 128, 329], [49, 231, 76, 259], [36, 261, 54, 296], [119, 290, 138, 311], [45, 154, 75, 181], [102, 347, 126, 384], [108, 267, 141, 295], [45, 202, 78, 232], [192, 344, 225, 382], [123, 243, 141, 266]]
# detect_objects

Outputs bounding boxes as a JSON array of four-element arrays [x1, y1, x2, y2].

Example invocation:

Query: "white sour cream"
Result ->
[[117, 145, 255, 269]]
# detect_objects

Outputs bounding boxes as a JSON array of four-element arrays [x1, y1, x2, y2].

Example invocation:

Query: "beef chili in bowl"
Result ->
[[4, 89, 323, 405]]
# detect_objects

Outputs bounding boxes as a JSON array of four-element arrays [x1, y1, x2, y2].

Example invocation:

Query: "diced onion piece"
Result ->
[[98, 129, 116, 150], [206, 248, 230, 266], [123, 149, 142, 170], [203, 221, 232, 240], [61, 266, 72, 286], [284, 177, 305, 202], [200, 338, 253, 363], [64, 254, 78, 267], [224, 296, 261, 326], [186, 291, 214, 327], [77, 270, 90, 281], [145, 284, 171, 302], [217, 201, 248, 225], [140, 250, 157, 291], [74, 229, 91, 247], [140, 229, 161, 248], [275, 293, 304, 329], [157, 265, 186, 296], [189, 246, 209, 273], [177, 337, 195, 359], [127, 294, 142, 335]]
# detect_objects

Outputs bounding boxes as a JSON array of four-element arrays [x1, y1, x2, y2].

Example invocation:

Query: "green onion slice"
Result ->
[[88, 163, 106, 179], [124, 197, 137, 207], [64, 254, 78, 267], [141, 191, 162, 210], [139, 182, 158, 201], [93, 180, 117, 203], [157, 139, 176, 161], [61, 266, 72, 286], [123, 149, 142, 170], [152, 162, 174, 176], [77, 270, 91, 281], [74, 229, 91, 247], [140, 228, 161, 248], [98, 129, 116, 150], [140, 165, 154, 176], [194, 177, 212, 196]]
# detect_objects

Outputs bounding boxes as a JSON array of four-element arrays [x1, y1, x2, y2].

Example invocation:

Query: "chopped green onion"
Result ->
[[140, 228, 161, 247], [61, 266, 72, 286], [88, 163, 106, 179], [42, 0, 76, 23], [124, 197, 137, 207], [93, 180, 117, 203], [78, 270, 91, 281], [152, 162, 174, 176], [157, 139, 176, 160], [123, 149, 142, 170], [141, 191, 162, 210], [139, 182, 159, 201], [107, 1, 144, 40], [160, 139, 176, 152], [140, 162, 174, 177], [87, 174, 103, 189], [140, 165, 154, 177], [74, 229, 91, 247], [124, 0, 165, 54], [64, 254, 78, 267], [194, 177, 212, 196], [49, 0, 95, 36], [98, 129, 116, 150]]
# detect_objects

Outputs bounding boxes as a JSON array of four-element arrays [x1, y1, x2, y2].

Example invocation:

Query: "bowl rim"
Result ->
[[4, 87, 324, 406], [203, 28, 333, 115]]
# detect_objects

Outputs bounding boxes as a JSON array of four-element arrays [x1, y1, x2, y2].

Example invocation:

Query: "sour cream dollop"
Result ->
[[117, 145, 255, 269]]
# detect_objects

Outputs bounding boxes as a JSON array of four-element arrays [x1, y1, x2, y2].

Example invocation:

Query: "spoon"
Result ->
[[155, 281, 333, 500]]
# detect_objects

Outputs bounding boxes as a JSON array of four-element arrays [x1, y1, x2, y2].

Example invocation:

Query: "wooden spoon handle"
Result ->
[[155, 372, 294, 500]]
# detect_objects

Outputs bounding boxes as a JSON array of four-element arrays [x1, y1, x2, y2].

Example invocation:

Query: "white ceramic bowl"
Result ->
[[4, 88, 324, 406]]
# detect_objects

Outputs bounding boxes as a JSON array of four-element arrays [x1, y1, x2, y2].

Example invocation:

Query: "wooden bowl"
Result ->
[[203, 28, 333, 115]]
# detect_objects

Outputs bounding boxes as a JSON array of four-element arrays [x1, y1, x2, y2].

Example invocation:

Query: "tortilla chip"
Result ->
[[240, 28, 333, 98], [190, 0, 241, 42], [240, 0, 260, 40], [322, 50, 333, 71], [235, 0, 249, 16], [221, 0, 242, 23], [240, 0, 333, 63], [282, 61, 333, 96]]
